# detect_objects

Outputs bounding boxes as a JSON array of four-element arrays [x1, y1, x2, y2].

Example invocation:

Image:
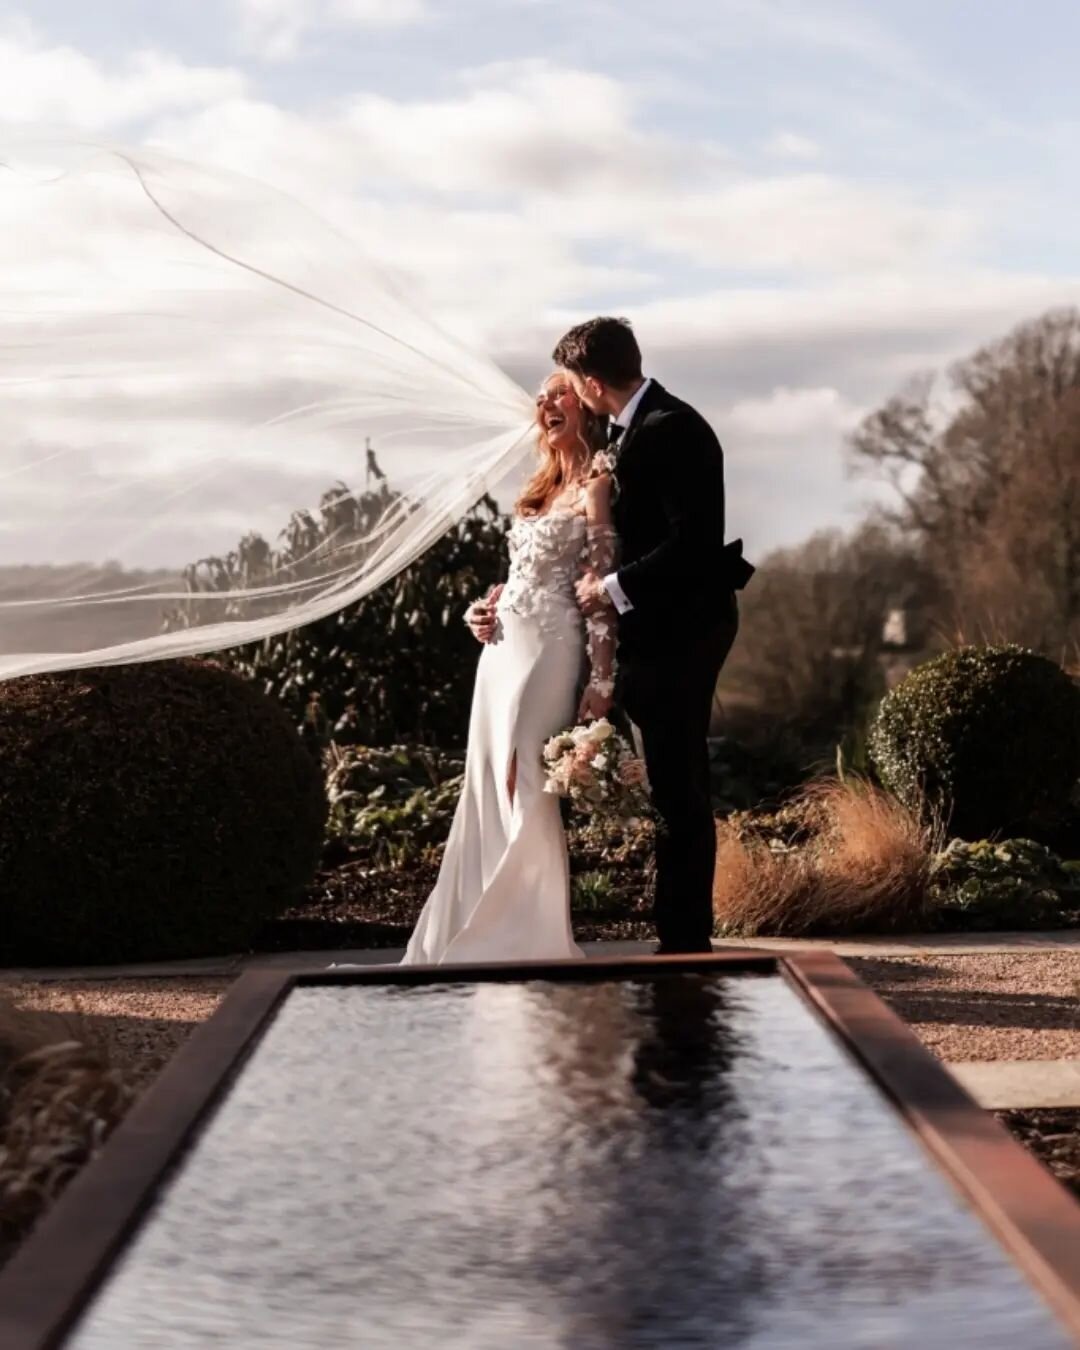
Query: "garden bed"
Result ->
[[259, 848, 659, 951], [996, 1109, 1080, 1200], [262, 848, 1080, 954]]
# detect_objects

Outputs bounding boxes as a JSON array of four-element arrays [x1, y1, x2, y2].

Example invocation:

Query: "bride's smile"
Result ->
[[536, 377, 585, 456]]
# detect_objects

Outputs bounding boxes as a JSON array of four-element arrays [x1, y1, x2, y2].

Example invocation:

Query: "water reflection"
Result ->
[[68, 974, 1070, 1350], [629, 972, 737, 1117]]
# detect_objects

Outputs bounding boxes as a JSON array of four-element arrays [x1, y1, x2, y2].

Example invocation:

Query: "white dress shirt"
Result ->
[[601, 378, 652, 614]]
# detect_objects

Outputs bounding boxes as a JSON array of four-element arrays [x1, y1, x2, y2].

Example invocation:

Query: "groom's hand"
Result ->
[[575, 571, 612, 616]]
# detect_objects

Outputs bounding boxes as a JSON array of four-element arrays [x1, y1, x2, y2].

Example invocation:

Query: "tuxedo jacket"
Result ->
[[611, 381, 753, 647]]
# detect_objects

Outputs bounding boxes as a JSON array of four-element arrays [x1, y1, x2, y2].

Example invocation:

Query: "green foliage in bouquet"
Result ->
[[869, 644, 1080, 840], [542, 719, 651, 818], [165, 469, 509, 747], [929, 838, 1080, 931], [0, 660, 326, 964]]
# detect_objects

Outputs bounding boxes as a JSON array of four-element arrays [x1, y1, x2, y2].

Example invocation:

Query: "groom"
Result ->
[[555, 317, 753, 954]]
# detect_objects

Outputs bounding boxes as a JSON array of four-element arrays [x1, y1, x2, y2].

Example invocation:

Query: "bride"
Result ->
[[401, 373, 618, 965]]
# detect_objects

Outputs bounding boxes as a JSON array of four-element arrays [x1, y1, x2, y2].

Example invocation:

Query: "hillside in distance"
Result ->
[[0, 561, 184, 657]]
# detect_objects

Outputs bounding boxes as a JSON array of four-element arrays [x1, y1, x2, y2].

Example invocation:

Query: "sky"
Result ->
[[2, 0, 1080, 565]]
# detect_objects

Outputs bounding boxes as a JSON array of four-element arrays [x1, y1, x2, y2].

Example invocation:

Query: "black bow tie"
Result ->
[[606, 421, 624, 447]]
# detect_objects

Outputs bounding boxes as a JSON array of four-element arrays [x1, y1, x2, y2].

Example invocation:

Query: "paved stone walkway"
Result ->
[[4, 930, 1078, 982], [948, 1060, 1080, 1110]]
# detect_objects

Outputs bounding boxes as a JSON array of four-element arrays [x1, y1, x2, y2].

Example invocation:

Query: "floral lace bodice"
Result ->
[[495, 497, 618, 698], [500, 506, 588, 636]]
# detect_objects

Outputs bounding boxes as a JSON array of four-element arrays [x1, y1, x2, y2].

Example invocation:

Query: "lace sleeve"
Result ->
[[583, 523, 618, 698]]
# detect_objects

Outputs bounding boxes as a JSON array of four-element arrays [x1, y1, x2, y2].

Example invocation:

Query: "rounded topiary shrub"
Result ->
[[869, 645, 1080, 841], [0, 659, 327, 965]]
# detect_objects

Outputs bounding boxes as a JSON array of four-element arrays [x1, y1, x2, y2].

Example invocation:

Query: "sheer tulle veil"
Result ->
[[0, 140, 537, 678]]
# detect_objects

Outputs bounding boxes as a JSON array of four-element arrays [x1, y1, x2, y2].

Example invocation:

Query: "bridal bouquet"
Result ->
[[542, 718, 649, 817]]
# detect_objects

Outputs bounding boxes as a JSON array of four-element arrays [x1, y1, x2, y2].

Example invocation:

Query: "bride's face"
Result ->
[[536, 375, 584, 455]]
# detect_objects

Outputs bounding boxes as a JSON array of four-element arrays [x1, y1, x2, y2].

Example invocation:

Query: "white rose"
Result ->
[[591, 753, 609, 771], [593, 720, 615, 742]]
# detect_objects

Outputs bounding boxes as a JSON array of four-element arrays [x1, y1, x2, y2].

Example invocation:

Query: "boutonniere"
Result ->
[[590, 449, 617, 476]]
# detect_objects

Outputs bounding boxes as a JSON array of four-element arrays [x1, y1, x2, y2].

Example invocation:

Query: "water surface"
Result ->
[[69, 973, 1070, 1348]]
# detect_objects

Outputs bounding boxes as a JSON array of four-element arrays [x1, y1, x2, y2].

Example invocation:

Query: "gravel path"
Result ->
[[4, 953, 1078, 1082], [0, 978, 231, 1089], [849, 952, 1080, 1062]]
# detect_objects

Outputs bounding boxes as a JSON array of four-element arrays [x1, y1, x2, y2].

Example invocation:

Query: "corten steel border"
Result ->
[[0, 966, 296, 1350], [0, 950, 1076, 1348], [783, 950, 1080, 1341]]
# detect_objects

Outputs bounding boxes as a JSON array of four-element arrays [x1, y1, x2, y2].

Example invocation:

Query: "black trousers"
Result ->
[[618, 603, 738, 950]]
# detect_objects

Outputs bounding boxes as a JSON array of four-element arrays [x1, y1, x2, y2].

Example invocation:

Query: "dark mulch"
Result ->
[[259, 840, 1080, 953], [996, 1109, 1080, 1200], [255, 853, 656, 951]]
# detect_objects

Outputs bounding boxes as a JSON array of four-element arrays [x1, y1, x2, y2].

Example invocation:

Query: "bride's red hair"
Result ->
[[516, 386, 606, 518]]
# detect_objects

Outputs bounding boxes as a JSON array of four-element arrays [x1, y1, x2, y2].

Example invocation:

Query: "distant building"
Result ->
[[882, 607, 907, 648]]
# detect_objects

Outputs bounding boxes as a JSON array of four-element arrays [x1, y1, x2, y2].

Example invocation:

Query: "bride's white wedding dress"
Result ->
[[402, 490, 616, 965]]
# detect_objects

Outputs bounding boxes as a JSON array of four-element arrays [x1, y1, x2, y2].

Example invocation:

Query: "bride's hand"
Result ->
[[466, 584, 503, 643], [577, 684, 614, 723]]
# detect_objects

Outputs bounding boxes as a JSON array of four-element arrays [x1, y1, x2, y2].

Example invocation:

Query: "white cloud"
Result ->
[[137, 57, 975, 292], [147, 90, 657, 336], [341, 62, 685, 196], [329, 0, 429, 22], [332, 63, 971, 275], [765, 131, 821, 160], [126, 51, 1075, 555], [235, 0, 429, 61], [0, 20, 247, 129], [569, 174, 972, 273], [727, 385, 861, 439], [0, 15, 1072, 564]]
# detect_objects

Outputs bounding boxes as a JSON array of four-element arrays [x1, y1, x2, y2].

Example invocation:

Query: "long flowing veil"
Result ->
[[0, 141, 536, 679]]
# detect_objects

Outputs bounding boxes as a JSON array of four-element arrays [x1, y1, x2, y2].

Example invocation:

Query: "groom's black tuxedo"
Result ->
[[611, 381, 752, 642], [609, 381, 752, 951]]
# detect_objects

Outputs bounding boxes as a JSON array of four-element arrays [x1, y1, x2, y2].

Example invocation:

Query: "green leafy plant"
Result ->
[[929, 838, 1079, 930], [868, 644, 1080, 840], [323, 743, 464, 865], [571, 870, 620, 914], [166, 465, 510, 748]]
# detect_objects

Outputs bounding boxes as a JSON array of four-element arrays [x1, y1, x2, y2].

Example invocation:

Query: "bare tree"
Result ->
[[849, 309, 1080, 655], [724, 522, 930, 740]]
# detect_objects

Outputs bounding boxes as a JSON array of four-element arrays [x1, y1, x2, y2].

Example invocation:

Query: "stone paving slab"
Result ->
[[948, 1060, 1080, 1110], [5, 931, 1077, 982]]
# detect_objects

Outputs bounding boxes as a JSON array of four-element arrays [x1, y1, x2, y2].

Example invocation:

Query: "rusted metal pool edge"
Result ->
[[0, 950, 1077, 1349], [784, 950, 1080, 1341]]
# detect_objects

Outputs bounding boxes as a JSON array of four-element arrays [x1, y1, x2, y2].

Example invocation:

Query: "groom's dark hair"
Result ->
[[552, 316, 643, 389]]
